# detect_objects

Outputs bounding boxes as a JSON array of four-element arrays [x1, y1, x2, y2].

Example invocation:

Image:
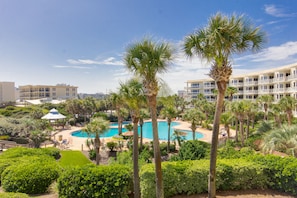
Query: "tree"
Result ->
[[226, 86, 238, 102], [119, 78, 146, 198], [110, 93, 125, 135], [257, 94, 273, 121], [261, 125, 297, 157], [160, 105, 177, 153], [220, 112, 232, 138], [183, 13, 265, 197], [139, 108, 150, 150], [279, 95, 297, 125], [124, 38, 174, 198], [183, 108, 205, 140], [84, 117, 109, 165]]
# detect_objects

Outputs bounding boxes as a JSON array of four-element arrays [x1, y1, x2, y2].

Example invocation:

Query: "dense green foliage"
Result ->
[[140, 158, 268, 198], [57, 165, 132, 198], [247, 155, 297, 195], [1, 160, 60, 194], [170, 140, 209, 161], [58, 150, 92, 167]]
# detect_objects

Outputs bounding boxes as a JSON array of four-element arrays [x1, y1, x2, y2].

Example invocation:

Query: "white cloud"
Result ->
[[264, 4, 297, 17], [67, 57, 124, 66], [53, 65, 94, 69], [236, 41, 297, 62]]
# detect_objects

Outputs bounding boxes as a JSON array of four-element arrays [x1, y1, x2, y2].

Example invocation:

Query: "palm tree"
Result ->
[[220, 112, 232, 138], [160, 105, 177, 153], [110, 92, 125, 135], [119, 78, 146, 198], [84, 117, 109, 165], [270, 103, 283, 128], [279, 95, 297, 125], [226, 86, 238, 102], [261, 125, 297, 157], [257, 94, 274, 121], [139, 108, 150, 150], [124, 38, 174, 198], [183, 108, 205, 140], [183, 13, 265, 197]]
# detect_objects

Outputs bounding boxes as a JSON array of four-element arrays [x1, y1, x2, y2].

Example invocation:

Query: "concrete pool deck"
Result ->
[[50, 120, 235, 151]]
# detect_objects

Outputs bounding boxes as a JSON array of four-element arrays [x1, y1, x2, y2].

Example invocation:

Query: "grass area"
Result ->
[[58, 150, 92, 167]]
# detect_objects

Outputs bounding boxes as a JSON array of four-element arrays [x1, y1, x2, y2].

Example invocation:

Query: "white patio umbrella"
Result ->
[[41, 108, 66, 121]]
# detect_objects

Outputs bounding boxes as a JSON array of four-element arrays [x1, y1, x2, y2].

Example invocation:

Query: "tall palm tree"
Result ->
[[124, 38, 174, 198], [119, 78, 146, 198], [84, 117, 109, 165], [257, 94, 274, 121], [279, 95, 297, 125], [139, 108, 150, 150], [183, 13, 265, 197], [110, 92, 125, 135], [183, 108, 205, 140], [160, 105, 177, 153]]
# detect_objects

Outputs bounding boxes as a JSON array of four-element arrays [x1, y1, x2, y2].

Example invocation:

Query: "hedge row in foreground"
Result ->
[[57, 164, 132, 198], [0, 147, 61, 194], [140, 158, 268, 198]]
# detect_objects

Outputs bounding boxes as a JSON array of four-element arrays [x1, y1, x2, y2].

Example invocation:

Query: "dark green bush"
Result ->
[[106, 141, 118, 151], [88, 149, 96, 160], [174, 140, 209, 160], [58, 164, 132, 198], [1, 160, 60, 194], [0, 192, 29, 198]]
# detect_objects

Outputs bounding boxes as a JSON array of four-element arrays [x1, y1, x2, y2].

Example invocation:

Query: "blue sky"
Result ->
[[0, 0, 297, 94]]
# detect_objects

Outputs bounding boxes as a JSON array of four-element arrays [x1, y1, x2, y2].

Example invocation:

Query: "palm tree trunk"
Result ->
[[133, 117, 140, 198], [149, 96, 163, 198], [208, 81, 226, 198], [95, 135, 100, 165], [167, 121, 171, 153], [240, 119, 244, 146], [140, 124, 143, 151]]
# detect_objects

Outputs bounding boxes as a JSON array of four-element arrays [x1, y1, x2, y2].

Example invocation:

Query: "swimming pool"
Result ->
[[71, 121, 203, 140]]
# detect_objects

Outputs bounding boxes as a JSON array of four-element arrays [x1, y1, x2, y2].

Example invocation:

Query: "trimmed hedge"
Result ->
[[1, 159, 60, 194], [0, 147, 60, 159], [0, 192, 29, 198], [140, 159, 268, 198], [58, 164, 132, 198], [247, 154, 297, 195]]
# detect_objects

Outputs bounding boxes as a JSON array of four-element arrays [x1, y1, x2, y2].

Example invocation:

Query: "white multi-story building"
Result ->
[[0, 82, 16, 104], [185, 62, 297, 103], [19, 84, 78, 101]]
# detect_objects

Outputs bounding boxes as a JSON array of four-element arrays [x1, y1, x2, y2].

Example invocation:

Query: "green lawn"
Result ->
[[58, 150, 92, 167]]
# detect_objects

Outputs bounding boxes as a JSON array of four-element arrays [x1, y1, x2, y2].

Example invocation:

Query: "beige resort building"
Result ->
[[0, 82, 16, 104], [19, 84, 78, 102], [185, 62, 297, 103]]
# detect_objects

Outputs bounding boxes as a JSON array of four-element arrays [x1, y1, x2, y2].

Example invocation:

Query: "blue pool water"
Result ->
[[71, 121, 203, 140]]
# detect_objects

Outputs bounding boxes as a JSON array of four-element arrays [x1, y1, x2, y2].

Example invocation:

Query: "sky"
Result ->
[[0, 0, 297, 94]]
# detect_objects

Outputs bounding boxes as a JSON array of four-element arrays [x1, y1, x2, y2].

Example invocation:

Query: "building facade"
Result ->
[[185, 62, 297, 103], [0, 82, 16, 104], [19, 84, 78, 101]]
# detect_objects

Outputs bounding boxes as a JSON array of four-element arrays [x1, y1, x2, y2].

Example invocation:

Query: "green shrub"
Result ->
[[0, 192, 29, 198], [1, 160, 60, 194], [58, 164, 132, 198], [0, 135, 9, 140], [247, 154, 297, 195], [88, 149, 96, 160], [140, 158, 268, 198], [0, 147, 59, 159], [175, 140, 209, 160], [106, 141, 118, 151]]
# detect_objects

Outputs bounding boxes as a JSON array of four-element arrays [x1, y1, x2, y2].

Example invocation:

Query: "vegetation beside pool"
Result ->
[[58, 150, 92, 167]]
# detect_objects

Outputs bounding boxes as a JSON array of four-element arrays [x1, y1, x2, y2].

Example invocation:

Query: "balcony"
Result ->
[[244, 81, 258, 85], [259, 79, 274, 84]]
